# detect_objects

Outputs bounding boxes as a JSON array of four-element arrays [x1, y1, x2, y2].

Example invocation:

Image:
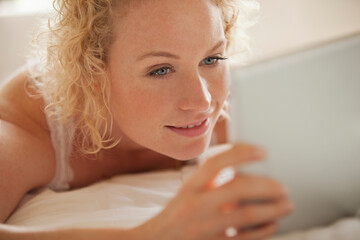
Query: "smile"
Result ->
[[174, 121, 203, 129], [166, 118, 210, 138]]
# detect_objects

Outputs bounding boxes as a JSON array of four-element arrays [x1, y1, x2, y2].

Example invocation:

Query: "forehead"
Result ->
[[111, 0, 225, 58]]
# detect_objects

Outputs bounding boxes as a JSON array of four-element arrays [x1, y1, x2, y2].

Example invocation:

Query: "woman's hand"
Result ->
[[132, 143, 294, 240]]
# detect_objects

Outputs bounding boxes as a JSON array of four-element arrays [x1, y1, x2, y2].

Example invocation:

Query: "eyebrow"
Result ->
[[136, 39, 227, 62]]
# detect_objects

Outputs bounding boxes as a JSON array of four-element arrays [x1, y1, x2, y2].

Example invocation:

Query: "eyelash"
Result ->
[[148, 56, 228, 79]]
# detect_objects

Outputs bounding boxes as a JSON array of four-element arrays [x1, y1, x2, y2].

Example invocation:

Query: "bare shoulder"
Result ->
[[0, 67, 50, 136], [0, 67, 56, 222]]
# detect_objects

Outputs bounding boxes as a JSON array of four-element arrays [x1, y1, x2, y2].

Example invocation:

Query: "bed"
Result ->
[[2, 13, 360, 240], [5, 161, 360, 239]]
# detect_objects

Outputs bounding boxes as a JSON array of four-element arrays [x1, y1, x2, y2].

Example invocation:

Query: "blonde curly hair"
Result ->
[[30, 0, 259, 155]]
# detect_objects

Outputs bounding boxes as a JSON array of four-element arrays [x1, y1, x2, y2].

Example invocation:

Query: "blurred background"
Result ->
[[0, 0, 359, 234], [1, 0, 360, 81]]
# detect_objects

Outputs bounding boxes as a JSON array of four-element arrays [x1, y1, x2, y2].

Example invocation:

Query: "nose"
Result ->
[[177, 72, 212, 112]]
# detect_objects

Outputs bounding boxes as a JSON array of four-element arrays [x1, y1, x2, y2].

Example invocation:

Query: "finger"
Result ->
[[215, 199, 293, 233], [186, 143, 266, 192], [236, 222, 279, 240], [205, 175, 289, 210]]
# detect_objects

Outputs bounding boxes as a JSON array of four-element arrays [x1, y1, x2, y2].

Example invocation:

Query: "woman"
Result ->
[[0, 0, 293, 239]]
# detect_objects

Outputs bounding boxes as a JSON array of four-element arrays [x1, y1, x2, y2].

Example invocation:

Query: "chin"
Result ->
[[166, 137, 212, 161], [167, 122, 217, 160]]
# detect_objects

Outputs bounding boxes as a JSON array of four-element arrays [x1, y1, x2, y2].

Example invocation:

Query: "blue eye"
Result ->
[[203, 57, 217, 65], [149, 67, 172, 77], [202, 56, 228, 66], [148, 56, 227, 79]]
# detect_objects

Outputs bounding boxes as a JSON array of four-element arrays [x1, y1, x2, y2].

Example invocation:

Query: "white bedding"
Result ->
[[7, 166, 194, 229], [6, 165, 360, 239]]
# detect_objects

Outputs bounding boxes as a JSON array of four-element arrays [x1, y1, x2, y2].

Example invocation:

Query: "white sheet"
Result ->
[[7, 166, 195, 229], [271, 217, 360, 240], [6, 164, 360, 239]]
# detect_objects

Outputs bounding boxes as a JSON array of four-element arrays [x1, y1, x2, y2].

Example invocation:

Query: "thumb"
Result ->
[[185, 143, 266, 192]]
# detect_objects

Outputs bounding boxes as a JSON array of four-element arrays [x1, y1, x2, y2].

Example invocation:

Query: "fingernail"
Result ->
[[284, 202, 294, 212], [253, 147, 266, 158], [282, 187, 290, 195]]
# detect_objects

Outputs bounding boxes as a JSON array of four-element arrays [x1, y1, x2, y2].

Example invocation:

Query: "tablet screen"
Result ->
[[228, 33, 360, 233]]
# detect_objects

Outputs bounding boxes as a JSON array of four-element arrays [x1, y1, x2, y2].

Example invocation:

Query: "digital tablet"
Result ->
[[228, 33, 360, 233]]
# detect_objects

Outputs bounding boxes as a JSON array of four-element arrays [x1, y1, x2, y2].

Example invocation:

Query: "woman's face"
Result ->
[[108, 0, 230, 160]]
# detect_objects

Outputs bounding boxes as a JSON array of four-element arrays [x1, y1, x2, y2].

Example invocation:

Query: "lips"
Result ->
[[166, 118, 210, 138], [168, 118, 208, 128]]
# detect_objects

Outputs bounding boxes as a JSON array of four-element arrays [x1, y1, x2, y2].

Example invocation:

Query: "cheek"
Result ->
[[209, 65, 230, 102], [112, 81, 170, 123], [129, 90, 164, 119]]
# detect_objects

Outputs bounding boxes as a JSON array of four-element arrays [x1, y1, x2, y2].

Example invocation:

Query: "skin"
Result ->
[[0, 0, 294, 239], [107, 0, 230, 160]]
